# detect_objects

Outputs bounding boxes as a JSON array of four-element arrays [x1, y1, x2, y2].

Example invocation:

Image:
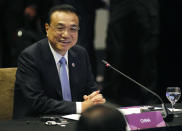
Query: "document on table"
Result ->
[[152, 107, 182, 112], [118, 106, 141, 115], [61, 106, 141, 121], [168, 108, 182, 112], [61, 114, 80, 120], [61, 106, 182, 121]]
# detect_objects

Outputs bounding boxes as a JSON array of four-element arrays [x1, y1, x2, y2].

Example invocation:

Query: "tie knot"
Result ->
[[59, 57, 67, 65]]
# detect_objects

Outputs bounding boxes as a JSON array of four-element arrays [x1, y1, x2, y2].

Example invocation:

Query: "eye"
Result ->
[[56, 26, 65, 31], [70, 27, 77, 31], [70, 26, 79, 32]]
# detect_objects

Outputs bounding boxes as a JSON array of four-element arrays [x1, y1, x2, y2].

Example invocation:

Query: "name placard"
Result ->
[[125, 111, 166, 130]]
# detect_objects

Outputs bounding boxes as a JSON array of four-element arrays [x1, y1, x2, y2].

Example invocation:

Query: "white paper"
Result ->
[[61, 114, 80, 121], [168, 108, 182, 112], [154, 107, 182, 112], [118, 107, 141, 115]]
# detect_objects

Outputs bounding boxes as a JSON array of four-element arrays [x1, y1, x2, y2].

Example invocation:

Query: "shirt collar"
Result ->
[[48, 42, 68, 65]]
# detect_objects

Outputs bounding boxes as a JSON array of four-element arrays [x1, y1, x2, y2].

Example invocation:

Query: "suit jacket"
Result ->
[[13, 38, 97, 119]]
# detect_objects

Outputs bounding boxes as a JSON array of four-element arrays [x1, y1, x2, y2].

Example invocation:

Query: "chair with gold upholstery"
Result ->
[[0, 68, 17, 120]]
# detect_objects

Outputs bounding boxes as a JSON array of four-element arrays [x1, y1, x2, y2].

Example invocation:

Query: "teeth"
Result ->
[[59, 40, 70, 43]]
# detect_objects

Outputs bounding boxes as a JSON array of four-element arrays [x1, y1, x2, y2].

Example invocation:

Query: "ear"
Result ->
[[45, 23, 49, 33]]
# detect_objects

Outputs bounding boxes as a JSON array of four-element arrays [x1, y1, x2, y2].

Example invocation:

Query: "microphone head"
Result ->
[[102, 60, 110, 67]]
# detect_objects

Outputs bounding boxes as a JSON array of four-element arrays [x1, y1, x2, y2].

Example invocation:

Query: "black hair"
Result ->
[[76, 104, 127, 131], [46, 4, 79, 24]]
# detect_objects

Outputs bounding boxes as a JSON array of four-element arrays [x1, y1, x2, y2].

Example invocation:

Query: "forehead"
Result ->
[[50, 11, 79, 26]]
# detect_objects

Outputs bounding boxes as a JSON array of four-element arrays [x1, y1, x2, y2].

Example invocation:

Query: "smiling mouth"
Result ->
[[58, 40, 71, 44]]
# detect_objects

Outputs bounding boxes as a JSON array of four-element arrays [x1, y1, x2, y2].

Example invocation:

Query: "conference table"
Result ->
[[1, 104, 182, 131]]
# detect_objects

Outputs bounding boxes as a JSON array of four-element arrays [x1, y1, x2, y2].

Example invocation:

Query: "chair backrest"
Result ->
[[0, 68, 17, 120]]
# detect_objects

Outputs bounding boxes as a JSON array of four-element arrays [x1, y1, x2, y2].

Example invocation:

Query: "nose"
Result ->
[[61, 28, 70, 37]]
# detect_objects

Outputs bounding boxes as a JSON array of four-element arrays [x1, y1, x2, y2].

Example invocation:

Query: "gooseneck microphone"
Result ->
[[102, 60, 173, 122]]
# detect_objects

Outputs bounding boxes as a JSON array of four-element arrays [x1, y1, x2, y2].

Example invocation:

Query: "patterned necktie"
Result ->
[[59, 57, 72, 101]]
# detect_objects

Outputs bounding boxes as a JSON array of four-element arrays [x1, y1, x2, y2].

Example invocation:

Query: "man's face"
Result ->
[[45, 11, 79, 55]]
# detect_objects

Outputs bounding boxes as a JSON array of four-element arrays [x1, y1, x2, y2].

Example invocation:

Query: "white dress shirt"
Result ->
[[49, 42, 82, 114]]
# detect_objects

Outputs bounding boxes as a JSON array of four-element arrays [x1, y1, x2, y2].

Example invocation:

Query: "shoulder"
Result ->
[[20, 38, 48, 56], [70, 45, 88, 55], [17, 38, 49, 65]]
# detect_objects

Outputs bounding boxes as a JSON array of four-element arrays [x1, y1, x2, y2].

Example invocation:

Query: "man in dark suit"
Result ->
[[13, 4, 105, 119], [33, 0, 106, 76]]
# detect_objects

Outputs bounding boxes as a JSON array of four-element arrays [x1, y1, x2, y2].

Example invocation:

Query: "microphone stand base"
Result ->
[[163, 110, 174, 122]]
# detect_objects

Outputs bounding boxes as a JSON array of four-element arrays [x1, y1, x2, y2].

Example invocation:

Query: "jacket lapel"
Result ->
[[68, 48, 79, 100], [40, 38, 62, 99]]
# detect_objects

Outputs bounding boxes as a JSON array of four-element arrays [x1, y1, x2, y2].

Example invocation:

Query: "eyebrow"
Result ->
[[56, 23, 64, 26], [56, 23, 78, 27]]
